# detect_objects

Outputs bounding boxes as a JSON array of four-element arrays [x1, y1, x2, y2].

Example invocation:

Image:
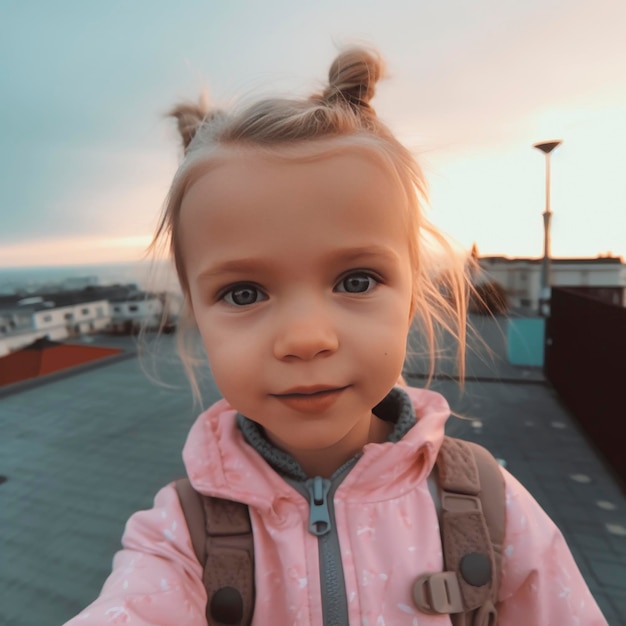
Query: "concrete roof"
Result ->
[[1, 324, 624, 626], [479, 255, 624, 265], [0, 285, 144, 313]]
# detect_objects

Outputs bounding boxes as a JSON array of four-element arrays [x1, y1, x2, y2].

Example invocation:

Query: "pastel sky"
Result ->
[[1, 0, 625, 268]]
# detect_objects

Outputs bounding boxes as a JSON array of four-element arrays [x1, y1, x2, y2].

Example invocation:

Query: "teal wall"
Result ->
[[507, 318, 545, 367]]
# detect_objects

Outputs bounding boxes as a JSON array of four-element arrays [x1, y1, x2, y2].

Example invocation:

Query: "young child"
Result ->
[[65, 48, 607, 625]]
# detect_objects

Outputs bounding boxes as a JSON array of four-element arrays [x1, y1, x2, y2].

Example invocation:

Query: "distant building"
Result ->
[[108, 294, 163, 334], [0, 292, 111, 357], [475, 253, 626, 312], [0, 284, 179, 356], [60, 276, 100, 291]]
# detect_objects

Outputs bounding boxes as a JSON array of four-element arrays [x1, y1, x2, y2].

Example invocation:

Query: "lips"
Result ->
[[271, 385, 348, 414]]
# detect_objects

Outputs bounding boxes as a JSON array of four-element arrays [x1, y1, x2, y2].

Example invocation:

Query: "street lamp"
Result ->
[[533, 140, 562, 315]]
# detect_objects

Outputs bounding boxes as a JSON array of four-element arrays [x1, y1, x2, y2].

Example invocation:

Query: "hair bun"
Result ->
[[324, 47, 385, 108], [168, 97, 210, 151]]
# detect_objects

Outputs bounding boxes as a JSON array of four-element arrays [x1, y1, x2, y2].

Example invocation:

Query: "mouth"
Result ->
[[274, 385, 348, 397], [271, 385, 349, 414]]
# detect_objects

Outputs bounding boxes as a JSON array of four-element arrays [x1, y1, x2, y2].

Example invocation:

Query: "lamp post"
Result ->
[[533, 140, 562, 315]]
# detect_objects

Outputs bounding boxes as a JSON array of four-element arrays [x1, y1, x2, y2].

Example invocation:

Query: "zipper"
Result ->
[[289, 460, 357, 626], [307, 476, 332, 536]]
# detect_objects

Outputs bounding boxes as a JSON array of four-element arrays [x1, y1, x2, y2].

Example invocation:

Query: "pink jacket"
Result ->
[[64, 387, 607, 625]]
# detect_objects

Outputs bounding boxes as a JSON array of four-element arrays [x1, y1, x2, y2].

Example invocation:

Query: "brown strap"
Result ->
[[175, 478, 207, 564], [413, 437, 505, 626], [468, 440, 506, 599], [175, 479, 255, 626]]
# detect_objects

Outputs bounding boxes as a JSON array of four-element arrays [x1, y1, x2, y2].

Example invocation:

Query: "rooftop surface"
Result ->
[[1, 318, 625, 626]]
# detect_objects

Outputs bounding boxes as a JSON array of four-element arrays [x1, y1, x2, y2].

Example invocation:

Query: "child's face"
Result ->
[[179, 148, 414, 461]]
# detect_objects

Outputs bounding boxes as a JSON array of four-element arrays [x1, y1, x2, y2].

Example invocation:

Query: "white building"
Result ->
[[33, 299, 110, 336], [108, 295, 164, 334], [476, 255, 626, 311], [0, 296, 110, 357], [0, 283, 181, 355]]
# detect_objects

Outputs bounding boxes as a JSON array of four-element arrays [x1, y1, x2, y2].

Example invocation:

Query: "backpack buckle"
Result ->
[[412, 571, 464, 614], [472, 599, 497, 626]]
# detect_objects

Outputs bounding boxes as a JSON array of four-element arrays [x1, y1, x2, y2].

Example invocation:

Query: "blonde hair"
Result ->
[[151, 47, 470, 400]]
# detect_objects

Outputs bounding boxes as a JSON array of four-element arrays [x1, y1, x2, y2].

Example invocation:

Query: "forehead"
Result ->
[[178, 147, 411, 279]]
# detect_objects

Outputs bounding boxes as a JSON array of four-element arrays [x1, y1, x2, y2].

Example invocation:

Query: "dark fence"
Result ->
[[545, 287, 626, 487]]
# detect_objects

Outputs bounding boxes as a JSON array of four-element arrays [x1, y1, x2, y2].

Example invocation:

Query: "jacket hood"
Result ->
[[182, 386, 449, 512]]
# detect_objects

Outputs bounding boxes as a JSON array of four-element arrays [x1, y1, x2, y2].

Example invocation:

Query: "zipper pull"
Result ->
[[306, 476, 332, 536]]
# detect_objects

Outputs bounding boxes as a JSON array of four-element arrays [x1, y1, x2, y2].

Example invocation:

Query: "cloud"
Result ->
[[0, 234, 157, 267], [1, 144, 176, 246], [1, 0, 625, 264]]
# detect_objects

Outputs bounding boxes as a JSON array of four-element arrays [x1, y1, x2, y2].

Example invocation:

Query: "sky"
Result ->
[[1, 0, 625, 268]]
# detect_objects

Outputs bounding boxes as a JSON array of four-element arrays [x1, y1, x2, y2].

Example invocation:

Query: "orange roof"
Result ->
[[0, 338, 122, 386]]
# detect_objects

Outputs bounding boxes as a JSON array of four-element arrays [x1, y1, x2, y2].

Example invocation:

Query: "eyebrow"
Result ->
[[196, 258, 271, 281], [326, 245, 401, 265], [195, 245, 401, 282]]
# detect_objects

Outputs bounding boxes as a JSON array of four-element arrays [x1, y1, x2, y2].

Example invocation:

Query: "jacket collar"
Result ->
[[183, 386, 449, 511]]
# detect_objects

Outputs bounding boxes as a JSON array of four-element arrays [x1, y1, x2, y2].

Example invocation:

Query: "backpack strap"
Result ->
[[413, 436, 506, 626], [174, 479, 254, 626]]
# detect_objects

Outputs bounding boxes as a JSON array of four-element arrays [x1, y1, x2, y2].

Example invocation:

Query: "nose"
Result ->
[[272, 301, 339, 361]]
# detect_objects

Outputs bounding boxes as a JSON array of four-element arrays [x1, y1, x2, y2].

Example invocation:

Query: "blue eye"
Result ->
[[336, 273, 377, 294], [222, 285, 265, 306]]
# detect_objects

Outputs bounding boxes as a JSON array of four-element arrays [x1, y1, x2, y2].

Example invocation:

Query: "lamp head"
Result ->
[[533, 140, 562, 154]]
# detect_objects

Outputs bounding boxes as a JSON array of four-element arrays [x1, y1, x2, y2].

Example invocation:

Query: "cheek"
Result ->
[[386, 306, 412, 365], [202, 342, 245, 403], [198, 319, 261, 395], [382, 328, 410, 366], [364, 309, 410, 366]]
